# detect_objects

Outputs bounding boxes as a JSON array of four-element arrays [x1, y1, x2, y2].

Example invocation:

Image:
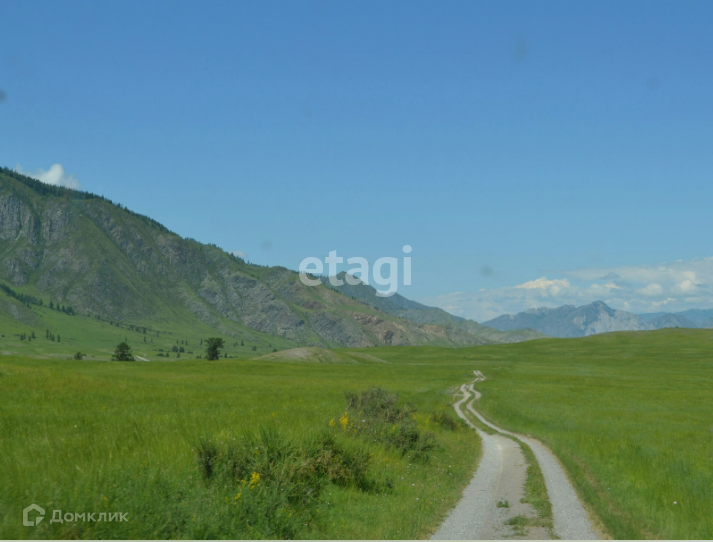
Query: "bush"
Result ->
[[196, 428, 373, 491], [192, 428, 376, 539], [340, 388, 437, 461], [432, 410, 463, 431], [306, 432, 373, 490]]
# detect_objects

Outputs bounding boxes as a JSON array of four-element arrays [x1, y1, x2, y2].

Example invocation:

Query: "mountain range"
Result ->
[[639, 309, 713, 329], [6, 166, 709, 346], [0, 167, 539, 349], [482, 301, 713, 338], [321, 273, 544, 344]]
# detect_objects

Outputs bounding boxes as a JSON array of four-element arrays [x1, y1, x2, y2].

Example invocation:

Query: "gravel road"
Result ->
[[432, 373, 600, 540]]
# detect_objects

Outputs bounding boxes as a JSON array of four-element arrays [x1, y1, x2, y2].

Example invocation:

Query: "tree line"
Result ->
[[106, 337, 275, 362], [0, 284, 43, 307]]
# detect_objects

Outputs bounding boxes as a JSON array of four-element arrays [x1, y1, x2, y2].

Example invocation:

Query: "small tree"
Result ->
[[204, 337, 224, 360], [74, 352, 85, 360], [112, 341, 135, 361]]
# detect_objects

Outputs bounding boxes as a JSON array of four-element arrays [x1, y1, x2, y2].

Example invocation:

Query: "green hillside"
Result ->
[[0, 167, 535, 350]]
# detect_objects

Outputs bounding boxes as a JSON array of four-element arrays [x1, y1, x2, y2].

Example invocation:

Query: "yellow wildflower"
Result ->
[[329, 418, 336, 427], [249, 471, 261, 489]]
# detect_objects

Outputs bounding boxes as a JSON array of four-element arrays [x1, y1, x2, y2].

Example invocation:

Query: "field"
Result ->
[[363, 328, 713, 539], [0, 354, 481, 539], [1, 328, 712, 539]]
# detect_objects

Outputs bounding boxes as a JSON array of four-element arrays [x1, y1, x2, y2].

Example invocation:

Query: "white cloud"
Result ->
[[15, 163, 81, 189], [673, 279, 697, 294], [515, 277, 571, 296], [229, 250, 247, 259], [419, 257, 713, 322]]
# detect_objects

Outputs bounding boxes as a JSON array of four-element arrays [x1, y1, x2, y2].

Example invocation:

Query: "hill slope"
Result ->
[[0, 167, 535, 348]]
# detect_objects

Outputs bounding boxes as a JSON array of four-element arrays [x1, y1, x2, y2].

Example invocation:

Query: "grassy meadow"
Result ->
[[361, 328, 713, 539], [0, 355, 481, 539], [1, 328, 711, 539]]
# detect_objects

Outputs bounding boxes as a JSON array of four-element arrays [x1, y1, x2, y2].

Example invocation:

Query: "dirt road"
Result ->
[[432, 372, 600, 540]]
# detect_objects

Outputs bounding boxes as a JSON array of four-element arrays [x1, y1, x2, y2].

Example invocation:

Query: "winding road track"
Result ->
[[432, 372, 600, 540]]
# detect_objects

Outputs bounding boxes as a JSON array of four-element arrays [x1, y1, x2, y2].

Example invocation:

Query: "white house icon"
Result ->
[[23, 504, 45, 527]]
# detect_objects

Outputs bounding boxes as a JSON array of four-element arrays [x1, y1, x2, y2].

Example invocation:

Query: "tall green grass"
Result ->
[[0, 356, 479, 539], [361, 328, 713, 539], [3, 328, 710, 539]]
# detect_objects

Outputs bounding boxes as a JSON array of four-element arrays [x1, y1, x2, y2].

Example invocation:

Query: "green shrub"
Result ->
[[432, 410, 463, 431], [191, 427, 377, 539], [341, 388, 437, 460]]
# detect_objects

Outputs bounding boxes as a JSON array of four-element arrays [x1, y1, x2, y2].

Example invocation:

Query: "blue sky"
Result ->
[[2, 1, 713, 320]]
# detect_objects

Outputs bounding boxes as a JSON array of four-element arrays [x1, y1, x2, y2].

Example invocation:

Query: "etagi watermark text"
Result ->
[[299, 245, 412, 297], [23, 503, 128, 526]]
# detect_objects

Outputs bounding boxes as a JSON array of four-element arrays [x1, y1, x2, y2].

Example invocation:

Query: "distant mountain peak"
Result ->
[[483, 301, 652, 338]]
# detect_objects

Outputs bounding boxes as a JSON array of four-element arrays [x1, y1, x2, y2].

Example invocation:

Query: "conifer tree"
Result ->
[[112, 342, 134, 361]]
